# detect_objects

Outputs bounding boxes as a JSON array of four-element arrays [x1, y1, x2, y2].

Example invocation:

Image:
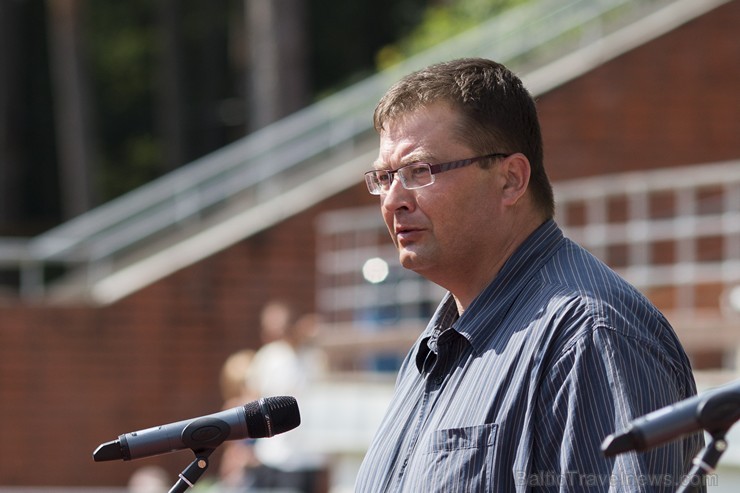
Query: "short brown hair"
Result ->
[[374, 58, 554, 217]]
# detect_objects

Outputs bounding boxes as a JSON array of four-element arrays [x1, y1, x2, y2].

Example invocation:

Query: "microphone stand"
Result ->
[[675, 429, 727, 493], [169, 447, 217, 493], [676, 381, 740, 493]]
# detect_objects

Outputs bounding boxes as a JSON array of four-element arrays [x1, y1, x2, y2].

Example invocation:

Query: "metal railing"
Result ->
[[0, 0, 724, 302]]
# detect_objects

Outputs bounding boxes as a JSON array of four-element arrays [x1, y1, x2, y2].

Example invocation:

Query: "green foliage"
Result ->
[[83, 1, 161, 201], [308, 0, 428, 98], [8, 0, 525, 228], [376, 0, 528, 69], [83, 0, 236, 201]]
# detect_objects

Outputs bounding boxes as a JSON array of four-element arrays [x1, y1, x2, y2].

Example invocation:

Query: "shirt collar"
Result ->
[[415, 296, 459, 372], [414, 219, 564, 372]]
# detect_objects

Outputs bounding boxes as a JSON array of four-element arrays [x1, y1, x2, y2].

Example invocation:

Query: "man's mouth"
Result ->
[[395, 226, 423, 244]]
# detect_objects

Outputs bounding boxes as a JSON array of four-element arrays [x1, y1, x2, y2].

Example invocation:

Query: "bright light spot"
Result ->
[[729, 285, 740, 313], [362, 257, 389, 284]]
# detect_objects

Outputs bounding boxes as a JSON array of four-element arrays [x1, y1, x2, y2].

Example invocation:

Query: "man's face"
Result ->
[[375, 103, 508, 287]]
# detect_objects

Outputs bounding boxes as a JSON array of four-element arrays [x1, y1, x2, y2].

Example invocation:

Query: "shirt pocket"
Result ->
[[415, 423, 499, 493]]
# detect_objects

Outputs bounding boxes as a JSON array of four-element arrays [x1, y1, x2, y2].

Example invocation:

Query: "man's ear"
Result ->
[[500, 153, 531, 206]]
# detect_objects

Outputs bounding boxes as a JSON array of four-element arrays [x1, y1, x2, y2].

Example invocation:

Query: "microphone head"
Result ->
[[245, 396, 300, 438]]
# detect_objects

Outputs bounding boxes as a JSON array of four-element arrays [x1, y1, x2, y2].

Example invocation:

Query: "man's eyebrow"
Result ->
[[373, 152, 436, 170]]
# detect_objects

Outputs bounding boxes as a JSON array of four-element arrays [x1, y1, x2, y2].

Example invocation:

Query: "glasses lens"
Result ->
[[365, 164, 434, 194], [400, 164, 433, 189], [364, 171, 389, 195]]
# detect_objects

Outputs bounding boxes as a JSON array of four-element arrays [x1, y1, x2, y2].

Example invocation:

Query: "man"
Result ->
[[354, 58, 703, 492]]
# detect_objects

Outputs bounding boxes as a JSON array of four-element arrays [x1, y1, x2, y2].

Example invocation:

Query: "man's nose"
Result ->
[[381, 177, 414, 212]]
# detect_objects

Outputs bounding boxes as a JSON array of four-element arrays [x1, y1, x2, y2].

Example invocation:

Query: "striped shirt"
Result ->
[[355, 220, 703, 492]]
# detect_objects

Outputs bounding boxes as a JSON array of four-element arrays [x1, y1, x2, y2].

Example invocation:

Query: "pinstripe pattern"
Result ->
[[355, 220, 704, 492]]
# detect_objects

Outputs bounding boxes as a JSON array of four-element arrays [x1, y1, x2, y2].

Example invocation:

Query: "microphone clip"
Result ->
[[170, 417, 232, 493], [169, 447, 217, 493]]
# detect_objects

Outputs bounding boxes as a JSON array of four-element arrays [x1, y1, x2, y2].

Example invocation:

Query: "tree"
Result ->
[[0, 0, 432, 233], [246, 0, 310, 130], [376, 0, 526, 69], [0, 0, 23, 229], [47, 0, 97, 218]]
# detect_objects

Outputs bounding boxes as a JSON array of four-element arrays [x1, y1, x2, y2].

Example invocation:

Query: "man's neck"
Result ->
[[449, 214, 548, 312]]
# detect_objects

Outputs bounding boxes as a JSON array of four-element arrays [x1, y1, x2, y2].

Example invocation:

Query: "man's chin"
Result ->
[[398, 250, 426, 272]]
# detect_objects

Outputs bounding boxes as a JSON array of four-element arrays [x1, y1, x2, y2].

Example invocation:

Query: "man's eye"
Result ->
[[377, 173, 391, 184]]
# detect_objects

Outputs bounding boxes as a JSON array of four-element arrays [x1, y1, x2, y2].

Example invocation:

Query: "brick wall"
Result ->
[[537, 0, 739, 180], [0, 0, 738, 486], [0, 188, 375, 486]]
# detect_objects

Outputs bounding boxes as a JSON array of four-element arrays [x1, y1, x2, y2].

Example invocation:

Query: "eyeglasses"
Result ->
[[364, 153, 510, 195]]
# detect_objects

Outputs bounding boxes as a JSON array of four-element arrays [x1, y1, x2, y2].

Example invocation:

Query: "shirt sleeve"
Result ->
[[529, 326, 704, 492]]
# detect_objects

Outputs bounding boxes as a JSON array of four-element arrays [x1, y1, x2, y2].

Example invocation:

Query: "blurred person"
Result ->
[[210, 349, 262, 491], [354, 58, 704, 492], [259, 299, 295, 345], [219, 349, 258, 404], [248, 303, 329, 493], [251, 310, 327, 395], [128, 465, 169, 493]]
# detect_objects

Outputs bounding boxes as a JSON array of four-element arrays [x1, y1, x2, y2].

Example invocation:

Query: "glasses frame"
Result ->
[[364, 153, 510, 195]]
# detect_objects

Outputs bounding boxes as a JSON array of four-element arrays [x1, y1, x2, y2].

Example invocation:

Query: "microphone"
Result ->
[[93, 396, 300, 462], [602, 380, 740, 457]]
